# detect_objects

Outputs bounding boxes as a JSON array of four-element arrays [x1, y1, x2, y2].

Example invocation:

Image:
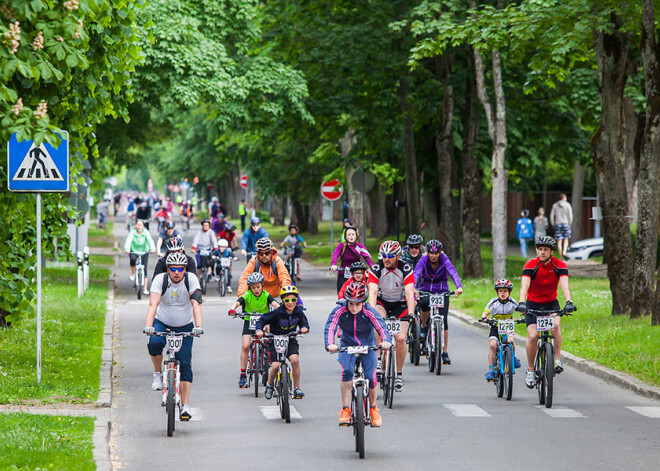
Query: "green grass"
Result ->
[[0, 413, 95, 470], [87, 221, 114, 239], [0, 265, 110, 404], [90, 254, 116, 266]]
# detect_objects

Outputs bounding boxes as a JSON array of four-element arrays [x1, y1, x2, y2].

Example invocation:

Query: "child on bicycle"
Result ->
[[228, 273, 280, 388], [337, 261, 370, 300], [480, 279, 521, 381], [214, 239, 234, 292], [280, 224, 306, 281], [254, 285, 309, 400]]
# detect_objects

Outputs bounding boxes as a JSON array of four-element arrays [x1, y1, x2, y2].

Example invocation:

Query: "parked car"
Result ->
[[564, 237, 604, 260]]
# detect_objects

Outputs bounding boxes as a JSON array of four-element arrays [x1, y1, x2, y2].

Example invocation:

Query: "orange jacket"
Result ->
[[238, 251, 292, 298]]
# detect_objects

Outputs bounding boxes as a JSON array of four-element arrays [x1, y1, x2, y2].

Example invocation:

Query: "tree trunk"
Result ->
[[435, 55, 458, 260], [399, 77, 421, 234], [292, 201, 309, 233], [271, 195, 285, 226], [461, 49, 483, 278], [635, 0, 660, 320], [592, 14, 634, 316], [369, 183, 388, 238], [623, 97, 640, 223], [307, 199, 320, 235], [571, 162, 585, 241], [340, 130, 365, 239]]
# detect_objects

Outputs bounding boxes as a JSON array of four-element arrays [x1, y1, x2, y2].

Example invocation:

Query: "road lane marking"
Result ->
[[626, 406, 660, 418], [443, 404, 491, 417], [125, 300, 149, 305], [259, 405, 302, 420], [535, 406, 585, 418]]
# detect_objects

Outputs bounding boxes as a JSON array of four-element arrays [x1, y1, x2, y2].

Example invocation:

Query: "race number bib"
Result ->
[[386, 319, 401, 335], [430, 294, 445, 308], [343, 267, 352, 279], [248, 315, 261, 331], [220, 258, 232, 267], [346, 346, 369, 355], [498, 320, 515, 335], [274, 335, 290, 354], [200, 249, 212, 256], [166, 335, 183, 353], [536, 316, 554, 332]]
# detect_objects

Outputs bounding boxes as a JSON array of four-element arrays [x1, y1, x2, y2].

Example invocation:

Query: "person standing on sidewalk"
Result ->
[[516, 209, 533, 258], [239, 199, 247, 232], [550, 194, 573, 259], [533, 207, 548, 241]]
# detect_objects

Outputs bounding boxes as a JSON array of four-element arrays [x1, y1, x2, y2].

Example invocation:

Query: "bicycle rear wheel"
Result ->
[[543, 342, 554, 408], [411, 321, 421, 366], [261, 347, 269, 387], [166, 370, 175, 437], [136, 269, 143, 300], [427, 325, 435, 373], [503, 344, 514, 401], [253, 343, 260, 398], [200, 270, 207, 295], [355, 386, 365, 458], [434, 320, 443, 376], [495, 356, 504, 397]]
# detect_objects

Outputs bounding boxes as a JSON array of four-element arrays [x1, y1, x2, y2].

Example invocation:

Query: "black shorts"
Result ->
[[376, 298, 410, 320], [267, 338, 299, 360], [418, 292, 449, 331], [241, 321, 254, 336], [129, 253, 149, 269], [525, 299, 561, 326]]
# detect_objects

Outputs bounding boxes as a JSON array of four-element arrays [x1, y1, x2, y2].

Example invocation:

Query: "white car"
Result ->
[[564, 237, 604, 260]]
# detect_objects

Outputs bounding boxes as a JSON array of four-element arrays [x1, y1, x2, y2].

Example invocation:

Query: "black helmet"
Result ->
[[201, 218, 210, 226], [406, 234, 423, 246], [165, 221, 175, 230], [350, 261, 367, 272], [289, 223, 298, 231], [224, 222, 236, 231], [535, 236, 556, 249]]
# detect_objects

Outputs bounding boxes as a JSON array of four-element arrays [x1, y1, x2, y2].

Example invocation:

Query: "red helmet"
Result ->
[[379, 240, 402, 257], [493, 279, 513, 291], [344, 282, 368, 302]]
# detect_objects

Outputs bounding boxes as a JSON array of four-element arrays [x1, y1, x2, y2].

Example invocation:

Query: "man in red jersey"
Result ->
[[516, 236, 575, 389]]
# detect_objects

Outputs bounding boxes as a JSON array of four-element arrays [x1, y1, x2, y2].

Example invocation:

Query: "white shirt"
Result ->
[[150, 273, 200, 327]]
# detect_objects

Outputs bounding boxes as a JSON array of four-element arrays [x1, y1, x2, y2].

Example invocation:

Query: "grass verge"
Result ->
[[0, 413, 95, 470], [0, 265, 110, 404]]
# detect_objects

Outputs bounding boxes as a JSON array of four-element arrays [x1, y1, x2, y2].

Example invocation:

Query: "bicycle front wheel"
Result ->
[[136, 269, 143, 300], [253, 343, 260, 398], [280, 364, 291, 423], [495, 355, 504, 397], [386, 346, 395, 408], [536, 347, 546, 405], [427, 325, 435, 373], [166, 370, 175, 437], [355, 386, 365, 458], [434, 320, 443, 376], [543, 342, 554, 408], [200, 271, 207, 295], [219, 271, 227, 297], [503, 344, 514, 400]]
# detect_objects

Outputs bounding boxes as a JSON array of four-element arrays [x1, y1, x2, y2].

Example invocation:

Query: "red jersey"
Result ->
[[522, 257, 568, 304], [218, 230, 237, 247], [338, 274, 370, 299]]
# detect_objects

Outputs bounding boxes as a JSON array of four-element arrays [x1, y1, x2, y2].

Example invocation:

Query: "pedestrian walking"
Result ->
[[516, 209, 533, 258], [533, 207, 548, 242], [550, 194, 573, 259]]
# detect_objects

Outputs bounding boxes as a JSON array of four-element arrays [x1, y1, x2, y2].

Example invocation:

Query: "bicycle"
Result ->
[[407, 305, 422, 366], [215, 255, 233, 297], [246, 251, 257, 263], [264, 331, 301, 423], [479, 317, 525, 400], [233, 312, 270, 397], [131, 251, 147, 300], [197, 249, 213, 295], [423, 291, 454, 376], [283, 247, 301, 284], [380, 317, 400, 409], [146, 329, 201, 437], [331, 345, 381, 459]]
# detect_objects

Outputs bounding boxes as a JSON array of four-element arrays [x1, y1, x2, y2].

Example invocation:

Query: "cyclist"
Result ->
[[368, 240, 415, 392], [135, 201, 151, 230], [126, 197, 136, 228], [156, 221, 180, 256], [517, 236, 575, 388], [331, 226, 373, 293], [280, 224, 307, 281], [241, 217, 269, 260], [143, 252, 204, 421], [191, 218, 218, 281], [255, 285, 309, 400], [154, 204, 170, 233], [237, 238, 291, 298], [152, 235, 197, 279], [228, 273, 281, 388], [218, 222, 239, 251], [480, 279, 521, 381], [325, 282, 392, 426], [401, 234, 425, 270], [124, 219, 156, 295], [211, 212, 226, 236], [213, 239, 234, 292], [338, 261, 369, 300], [414, 239, 463, 365]]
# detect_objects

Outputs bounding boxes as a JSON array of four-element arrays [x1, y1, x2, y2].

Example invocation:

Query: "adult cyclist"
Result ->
[[241, 217, 269, 261], [152, 235, 197, 279], [143, 252, 204, 421], [191, 218, 218, 281], [517, 236, 575, 389], [401, 234, 425, 270], [368, 240, 415, 392], [156, 221, 180, 256], [237, 237, 291, 298]]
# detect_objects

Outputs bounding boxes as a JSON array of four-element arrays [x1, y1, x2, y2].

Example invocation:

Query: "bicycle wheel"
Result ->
[[136, 269, 143, 300], [253, 343, 260, 398], [434, 320, 443, 376], [427, 324, 435, 373], [543, 342, 554, 408], [355, 386, 365, 459], [386, 346, 395, 409], [166, 370, 175, 437], [219, 271, 227, 297], [536, 347, 546, 405], [280, 364, 291, 423], [261, 346, 269, 387], [494, 356, 503, 397], [503, 344, 514, 400], [412, 320, 421, 366], [200, 270, 207, 295]]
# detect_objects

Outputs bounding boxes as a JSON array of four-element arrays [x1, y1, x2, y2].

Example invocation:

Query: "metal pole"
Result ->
[[330, 200, 334, 257], [36, 193, 42, 386], [361, 166, 366, 243]]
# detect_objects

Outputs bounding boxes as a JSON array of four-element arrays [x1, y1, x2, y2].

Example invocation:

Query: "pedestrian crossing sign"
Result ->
[[7, 131, 69, 192]]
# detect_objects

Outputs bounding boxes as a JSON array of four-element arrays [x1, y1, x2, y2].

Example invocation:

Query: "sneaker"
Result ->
[[554, 358, 564, 374], [485, 369, 495, 381], [442, 352, 451, 365], [238, 373, 247, 388], [265, 384, 274, 400], [369, 406, 382, 427], [151, 372, 163, 390], [143, 288, 149, 295], [293, 387, 305, 399], [394, 376, 404, 392], [180, 404, 192, 421], [514, 357, 522, 369], [339, 407, 351, 425], [419, 326, 427, 339], [525, 370, 536, 389], [129, 274, 135, 281], [227, 286, 233, 293]]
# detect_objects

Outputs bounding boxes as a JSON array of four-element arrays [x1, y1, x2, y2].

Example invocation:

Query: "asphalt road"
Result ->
[[111, 217, 659, 470]]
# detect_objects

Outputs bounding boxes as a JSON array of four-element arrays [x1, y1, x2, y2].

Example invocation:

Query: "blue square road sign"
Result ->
[[7, 131, 69, 192]]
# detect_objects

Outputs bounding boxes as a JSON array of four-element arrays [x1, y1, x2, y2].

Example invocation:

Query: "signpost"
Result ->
[[321, 179, 344, 257], [7, 131, 69, 386]]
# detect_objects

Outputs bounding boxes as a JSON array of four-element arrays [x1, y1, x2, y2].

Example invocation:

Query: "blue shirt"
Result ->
[[324, 302, 391, 348], [241, 227, 269, 252], [516, 217, 533, 239]]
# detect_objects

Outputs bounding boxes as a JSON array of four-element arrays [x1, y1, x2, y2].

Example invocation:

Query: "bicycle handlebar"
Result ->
[[524, 308, 574, 317], [263, 331, 303, 338], [478, 317, 526, 326], [146, 330, 201, 338], [329, 345, 382, 354]]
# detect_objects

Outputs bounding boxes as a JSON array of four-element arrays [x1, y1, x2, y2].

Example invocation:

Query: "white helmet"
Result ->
[[218, 239, 229, 248]]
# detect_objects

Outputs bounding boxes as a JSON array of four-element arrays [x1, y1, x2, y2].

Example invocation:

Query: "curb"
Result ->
[[449, 309, 660, 401]]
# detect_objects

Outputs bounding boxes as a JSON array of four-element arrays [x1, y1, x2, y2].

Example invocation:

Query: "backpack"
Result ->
[[161, 272, 191, 297], [254, 258, 278, 277]]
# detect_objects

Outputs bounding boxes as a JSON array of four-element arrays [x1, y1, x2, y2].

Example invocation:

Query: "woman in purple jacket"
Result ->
[[330, 226, 374, 293]]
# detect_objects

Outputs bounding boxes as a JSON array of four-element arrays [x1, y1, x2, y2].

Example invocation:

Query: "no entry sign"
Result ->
[[240, 175, 248, 189], [321, 179, 343, 201]]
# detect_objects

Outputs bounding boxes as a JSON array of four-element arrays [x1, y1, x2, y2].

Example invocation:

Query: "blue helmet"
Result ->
[[250, 217, 261, 224]]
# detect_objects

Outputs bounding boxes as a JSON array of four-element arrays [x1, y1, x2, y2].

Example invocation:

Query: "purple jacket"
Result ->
[[413, 253, 462, 293], [331, 242, 373, 269]]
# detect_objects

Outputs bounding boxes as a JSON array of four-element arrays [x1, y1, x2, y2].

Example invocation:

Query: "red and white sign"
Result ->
[[321, 179, 343, 201], [240, 175, 248, 189]]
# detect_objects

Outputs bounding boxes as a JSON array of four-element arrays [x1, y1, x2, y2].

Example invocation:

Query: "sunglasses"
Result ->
[[282, 297, 297, 303], [428, 251, 440, 255], [258, 251, 271, 256], [409, 245, 420, 250], [168, 266, 185, 272], [381, 254, 397, 259], [251, 223, 259, 227]]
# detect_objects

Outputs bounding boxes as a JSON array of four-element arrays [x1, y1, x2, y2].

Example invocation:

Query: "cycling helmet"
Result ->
[[218, 239, 229, 248], [246, 272, 264, 285], [289, 223, 298, 231], [535, 235, 556, 249], [350, 261, 367, 272], [201, 218, 210, 226], [255, 237, 274, 253], [166, 252, 188, 266], [165, 221, 175, 230], [166, 235, 184, 251], [279, 285, 299, 298], [406, 234, 423, 246], [344, 282, 368, 302], [379, 240, 402, 257], [250, 217, 261, 224], [426, 239, 443, 253], [494, 279, 513, 291], [224, 222, 236, 231], [217, 213, 225, 219]]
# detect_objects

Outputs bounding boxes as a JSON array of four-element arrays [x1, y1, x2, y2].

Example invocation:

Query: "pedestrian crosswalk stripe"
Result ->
[[259, 405, 302, 420], [626, 406, 660, 418], [535, 406, 585, 418], [443, 404, 491, 417], [12, 143, 64, 181]]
